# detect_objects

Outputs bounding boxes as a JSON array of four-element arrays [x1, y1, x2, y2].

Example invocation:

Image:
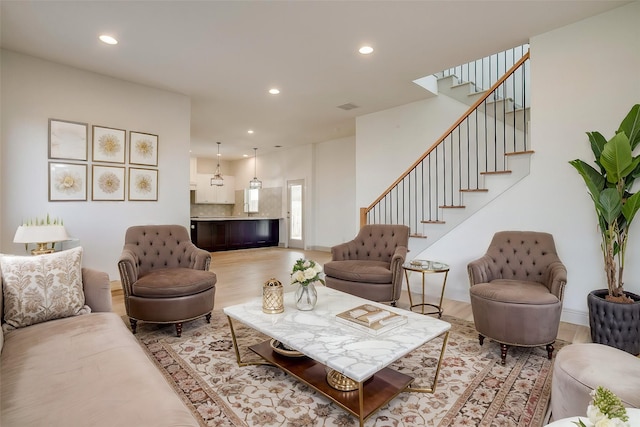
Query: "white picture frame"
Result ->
[[129, 131, 158, 166], [92, 125, 126, 163], [49, 162, 87, 201], [49, 119, 88, 161], [92, 165, 125, 201], [128, 167, 158, 201]]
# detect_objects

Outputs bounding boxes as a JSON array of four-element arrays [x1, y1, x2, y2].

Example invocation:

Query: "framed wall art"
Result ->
[[49, 119, 88, 161], [129, 131, 158, 166], [49, 162, 87, 201], [128, 167, 158, 201], [92, 165, 125, 201], [92, 125, 126, 163]]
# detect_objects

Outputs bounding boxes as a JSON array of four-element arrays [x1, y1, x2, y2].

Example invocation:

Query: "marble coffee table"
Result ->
[[223, 286, 451, 427]]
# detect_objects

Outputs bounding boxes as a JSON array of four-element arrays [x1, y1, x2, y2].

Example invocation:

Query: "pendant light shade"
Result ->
[[249, 147, 262, 189], [210, 142, 224, 186]]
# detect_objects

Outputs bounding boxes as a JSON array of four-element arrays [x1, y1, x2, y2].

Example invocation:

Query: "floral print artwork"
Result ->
[[49, 163, 86, 201], [54, 169, 82, 194], [135, 138, 154, 159], [98, 171, 120, 193], [92, 166, 124, 201], [130, 131, 158, 166], [129, 167, 157, 200], [98, 133, 122, 157], [92, 126, 125, 163], [135, 173, 152, 193]]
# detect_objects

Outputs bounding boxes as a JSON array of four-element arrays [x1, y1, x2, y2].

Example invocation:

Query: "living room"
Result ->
[[1, 1, 639, 426]]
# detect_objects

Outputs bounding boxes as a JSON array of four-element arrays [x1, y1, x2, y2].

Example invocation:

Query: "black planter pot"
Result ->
[[587, 289, 640, 355]]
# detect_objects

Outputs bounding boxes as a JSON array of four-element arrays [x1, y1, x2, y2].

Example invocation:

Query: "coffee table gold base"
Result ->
[[326, 369, 359, 391]]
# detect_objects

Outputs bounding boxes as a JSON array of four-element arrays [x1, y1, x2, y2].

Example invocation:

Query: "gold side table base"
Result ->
[[326, 369, 359, 391]]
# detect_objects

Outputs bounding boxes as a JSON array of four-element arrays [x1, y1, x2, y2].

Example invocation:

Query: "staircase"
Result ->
[[361, 46, 531, 256]]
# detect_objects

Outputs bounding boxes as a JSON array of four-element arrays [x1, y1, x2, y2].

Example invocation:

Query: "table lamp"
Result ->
[[13, 225, 71, 255]]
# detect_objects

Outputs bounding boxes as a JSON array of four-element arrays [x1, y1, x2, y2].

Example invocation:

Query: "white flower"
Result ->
[[292, 271, 306, 284], [313, 263, 323, 274], [303, 268, 317, 280], [588, 405, 607, 424], [303, 260, 311, 268]]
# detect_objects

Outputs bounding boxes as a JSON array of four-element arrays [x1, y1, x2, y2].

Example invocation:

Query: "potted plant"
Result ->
[[569, 104, 640, 354]]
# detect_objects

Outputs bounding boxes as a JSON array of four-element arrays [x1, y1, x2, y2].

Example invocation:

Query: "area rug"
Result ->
[[132, 312, 565, 427]]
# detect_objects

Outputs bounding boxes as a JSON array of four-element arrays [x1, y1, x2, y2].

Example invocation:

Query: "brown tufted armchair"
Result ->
[[467, 231, 567, 364], [324, 224, 409, 305], [118, 225, 217, 337]]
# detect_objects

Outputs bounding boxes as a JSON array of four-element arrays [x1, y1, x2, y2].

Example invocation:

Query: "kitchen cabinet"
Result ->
[[191, 219, 279, 251], [194, 174, 235, 204]]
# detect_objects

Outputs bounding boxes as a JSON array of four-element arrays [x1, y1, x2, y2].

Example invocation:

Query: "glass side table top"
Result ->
[[403, 260, 449, 272]]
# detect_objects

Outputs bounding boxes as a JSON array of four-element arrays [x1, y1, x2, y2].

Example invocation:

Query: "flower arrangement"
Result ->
[[290, 258, 324, 287], [574, 387, 629, 427]]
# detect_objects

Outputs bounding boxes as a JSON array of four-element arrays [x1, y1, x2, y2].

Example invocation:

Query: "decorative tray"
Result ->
[[269, 339, 305, 358]]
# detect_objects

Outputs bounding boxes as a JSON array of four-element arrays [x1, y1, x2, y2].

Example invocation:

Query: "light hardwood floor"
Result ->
[[111, 247, 591, 344]]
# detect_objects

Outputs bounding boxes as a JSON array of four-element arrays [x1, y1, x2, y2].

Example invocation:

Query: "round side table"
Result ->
[[402, 260, 449, 318]]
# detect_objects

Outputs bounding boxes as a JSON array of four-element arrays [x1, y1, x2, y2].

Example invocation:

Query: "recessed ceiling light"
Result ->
[[248, 130, 254, 134], [99, 35, 118, 45], [268, 88, 280, 95], [243, 154, 249, 158], [359, 46, 374, 55]]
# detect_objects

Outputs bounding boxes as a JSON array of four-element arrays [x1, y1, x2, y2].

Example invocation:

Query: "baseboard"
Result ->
[[560, 308, 589, 327]]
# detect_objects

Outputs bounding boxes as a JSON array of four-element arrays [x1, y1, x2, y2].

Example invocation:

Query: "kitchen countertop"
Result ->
[[190, 216, 281, 221]]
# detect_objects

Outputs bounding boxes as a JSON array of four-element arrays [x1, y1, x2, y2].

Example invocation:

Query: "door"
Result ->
[[287, 179, 304, 249]]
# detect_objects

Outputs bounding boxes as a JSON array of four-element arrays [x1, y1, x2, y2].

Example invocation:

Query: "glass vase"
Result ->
[[295, 283, 317, 311]]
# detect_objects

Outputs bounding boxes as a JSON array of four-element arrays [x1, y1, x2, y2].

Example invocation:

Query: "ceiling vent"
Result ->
[[337, 103, 359, 111]]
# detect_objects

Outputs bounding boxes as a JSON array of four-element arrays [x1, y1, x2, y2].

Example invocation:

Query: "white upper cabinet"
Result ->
[[194, 174, 235, 204]]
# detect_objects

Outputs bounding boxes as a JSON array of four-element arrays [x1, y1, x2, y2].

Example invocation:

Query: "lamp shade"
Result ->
[[13, 225, 71, 244]]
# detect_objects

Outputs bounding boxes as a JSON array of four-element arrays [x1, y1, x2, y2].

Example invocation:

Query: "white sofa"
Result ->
[[1, 263, 199, 427]]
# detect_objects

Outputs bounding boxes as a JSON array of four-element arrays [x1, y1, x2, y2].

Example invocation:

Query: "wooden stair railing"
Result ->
[[361, 51, 530, 232]]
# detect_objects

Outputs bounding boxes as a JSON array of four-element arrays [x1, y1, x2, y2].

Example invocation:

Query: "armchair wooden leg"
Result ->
[[206, 313, 212, 323], [175, 322, 183, 337], [129, 318, 138, 334], [478, 334, 484, 345], [546, 343, 555, 360], [500, 343, 508, 365]]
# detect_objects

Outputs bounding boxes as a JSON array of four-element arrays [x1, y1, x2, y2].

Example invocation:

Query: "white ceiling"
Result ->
[[0, 1, 630, 160]]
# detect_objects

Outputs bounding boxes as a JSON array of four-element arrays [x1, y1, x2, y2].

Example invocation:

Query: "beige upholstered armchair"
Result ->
[[324, 224, 409, 305], [467, 231, 567, 364], [118, 224, 217, 337]]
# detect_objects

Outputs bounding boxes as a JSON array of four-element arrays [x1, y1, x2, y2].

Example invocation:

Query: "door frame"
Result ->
[[287, 179, 304, 249]]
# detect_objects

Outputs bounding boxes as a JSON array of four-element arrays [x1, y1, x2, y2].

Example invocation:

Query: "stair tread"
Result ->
[[439, 205, 466, 208], [460, 188, 488, 192], [421, 220, 445, 224], [480, 170, 512, 175]]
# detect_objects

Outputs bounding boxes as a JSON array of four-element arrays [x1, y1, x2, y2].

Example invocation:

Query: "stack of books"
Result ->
[[335, 304, 407, 335]]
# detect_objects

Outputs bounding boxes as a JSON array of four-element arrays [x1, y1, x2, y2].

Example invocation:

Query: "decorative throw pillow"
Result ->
[[1, 247, 90, 331]]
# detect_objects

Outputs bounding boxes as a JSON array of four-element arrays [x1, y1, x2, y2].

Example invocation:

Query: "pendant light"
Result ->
[[210, 142, 224, 186], [249, 147, 262, 189]]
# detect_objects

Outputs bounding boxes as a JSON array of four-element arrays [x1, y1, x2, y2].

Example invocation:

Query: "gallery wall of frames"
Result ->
[[48, 118, 159, 202]]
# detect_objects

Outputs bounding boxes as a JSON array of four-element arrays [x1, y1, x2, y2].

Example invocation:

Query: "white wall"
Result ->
[[353, 2, 640, 325], [313, 136, 356, 250], [1, 51, 191, 279]]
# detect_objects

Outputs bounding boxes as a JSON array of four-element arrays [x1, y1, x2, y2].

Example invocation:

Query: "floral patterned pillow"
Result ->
[[1, 247, 90, 331]]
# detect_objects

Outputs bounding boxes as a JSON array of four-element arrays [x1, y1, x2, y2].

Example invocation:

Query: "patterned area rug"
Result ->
[[133, 312, 565, 427]]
